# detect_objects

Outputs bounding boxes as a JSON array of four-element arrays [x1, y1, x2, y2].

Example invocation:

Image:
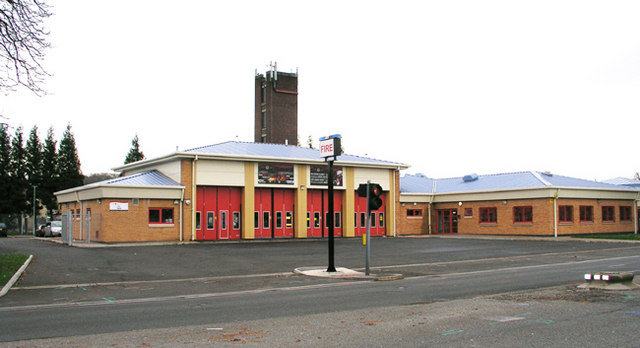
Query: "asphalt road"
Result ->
[[2, 236, 640, 345]]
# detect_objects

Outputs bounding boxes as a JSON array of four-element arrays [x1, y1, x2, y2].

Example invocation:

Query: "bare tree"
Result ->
[[0, 0, 52, 95]]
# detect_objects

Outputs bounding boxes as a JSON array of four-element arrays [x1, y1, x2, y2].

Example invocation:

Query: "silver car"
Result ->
[[44, 221, 62, 237]]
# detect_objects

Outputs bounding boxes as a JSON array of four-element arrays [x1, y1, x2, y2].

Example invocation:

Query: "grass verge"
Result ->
[[572, 233, 640, 241], [0, 254, 29, 287]]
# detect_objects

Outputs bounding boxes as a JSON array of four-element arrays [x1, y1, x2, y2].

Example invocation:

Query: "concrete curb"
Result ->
[[1, 254, 33, 297], [294, 266, 403, 281], [577, 272, 639, 290]]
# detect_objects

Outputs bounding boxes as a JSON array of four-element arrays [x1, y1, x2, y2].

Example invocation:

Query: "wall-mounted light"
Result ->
[[300, 185, 305, 191], [413, 202, 417, 206], [458, 201, 462, 206], [173, 200, 179, 205], [185, 199, 191, 206], [503, 200, 508, 204], [97, 199, 101, 204]]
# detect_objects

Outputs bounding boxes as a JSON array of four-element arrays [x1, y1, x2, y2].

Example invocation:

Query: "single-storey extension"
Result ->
[[397, 171, 640, 236]]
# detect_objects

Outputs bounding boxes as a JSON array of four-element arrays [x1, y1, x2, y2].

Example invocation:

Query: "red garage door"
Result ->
[[195, 187, 242, 241], [307, 190, 343, 238], [354, 191, 386, 237], [254, 188, 295, 239]]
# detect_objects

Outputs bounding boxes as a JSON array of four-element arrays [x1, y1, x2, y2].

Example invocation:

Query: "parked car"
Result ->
[[36, 224, 46, 237], [0, 222, 6, 237], [44, 221, 62, 237]]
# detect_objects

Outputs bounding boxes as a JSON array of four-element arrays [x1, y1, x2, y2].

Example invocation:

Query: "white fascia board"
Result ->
[[399, 194, 434, 203], [56, 184, 184, 202]]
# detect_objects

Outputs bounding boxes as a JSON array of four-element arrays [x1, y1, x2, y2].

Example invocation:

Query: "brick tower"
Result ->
[[255, 63, 298, 145]]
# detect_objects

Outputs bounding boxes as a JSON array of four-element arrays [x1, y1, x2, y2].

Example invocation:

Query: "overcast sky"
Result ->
[[2, 1, 639, 181]]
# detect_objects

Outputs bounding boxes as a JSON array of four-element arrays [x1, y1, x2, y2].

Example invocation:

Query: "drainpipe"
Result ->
[[552, 189, 559, 238], [179, 187, 185, 242], [635, 193, 640, 235]]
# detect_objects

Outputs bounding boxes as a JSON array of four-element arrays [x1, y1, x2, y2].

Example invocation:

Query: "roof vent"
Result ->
[[462, 173, 479, 182], [542, 171, 553, 177]]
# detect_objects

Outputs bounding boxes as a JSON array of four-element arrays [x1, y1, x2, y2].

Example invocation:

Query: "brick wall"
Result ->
[[396, 198, 637, 236], [396, 203, 430, 235], [254, 72, 298, 145], [60, 199, 181, 242]]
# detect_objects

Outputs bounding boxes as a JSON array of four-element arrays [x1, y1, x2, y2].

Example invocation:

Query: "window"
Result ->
[[464, 208, 473, 217], [324, 212, 329, 228], [334, 212, 341, 228], [370, 213, 376, 227], [149, 208, 173, 224], [360, 212, 366, 228], [580, 206, 593, 222], [233, 212, 241, 230], [263, 211, 270, 229], [207, 212, 215, 230], [354, 213, 357, 227], [479, 207, 497, 223], [314, 212, 320, 228], [513, 206, 533, 223], [286, 212, 293, 228], [254, 212, 259, 229], [407, 209, 422, 217], [307, 212, 311, 228], [620, 206, 632, 222], [379, 212, 385, 227], [558, 206, 573, 223], [276, 212, 283, 228], [220, 211, 227, 230], [602, 206, 614, 222], [195, 212, 201, 230]]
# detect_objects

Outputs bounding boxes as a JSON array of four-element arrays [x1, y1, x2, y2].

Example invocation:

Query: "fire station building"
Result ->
[[397, 171, 640, 237], [55, 141, 407, 243]]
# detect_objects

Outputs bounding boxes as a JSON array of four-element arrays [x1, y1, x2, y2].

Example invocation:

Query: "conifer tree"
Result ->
[[25, 126, 43, 213], [124, 134, 145, 164], [40, 127, 58, 216], [56, 124, 83, 191], [0, 124, 12, 214], [9, 126, 27, 215]]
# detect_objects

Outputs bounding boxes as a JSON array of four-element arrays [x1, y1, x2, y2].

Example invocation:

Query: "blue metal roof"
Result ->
[[604, 177, 640, 188], [103, 170, 182, 187], [401, 171, 639, 194], [185, 141, 405, 167]]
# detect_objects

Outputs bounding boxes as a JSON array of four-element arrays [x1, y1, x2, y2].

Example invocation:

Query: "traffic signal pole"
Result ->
[[365, 180, 371, 275]]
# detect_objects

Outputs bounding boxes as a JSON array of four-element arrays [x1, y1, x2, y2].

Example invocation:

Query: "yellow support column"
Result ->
[[343, 167, 355, 237], [242, 163, 255, 239], [295, 165, 308, 238], [386, 169, 397, 237]]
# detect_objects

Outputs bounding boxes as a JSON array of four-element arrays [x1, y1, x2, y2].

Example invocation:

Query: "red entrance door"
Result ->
[[273, 189, 295, 238], [307, 190, 343, 238], [354, 191, 386, 236], [437, 209, 458, 233], [254, 188, 295, 239], [195, 187, 242, 240], [254, 188, 272, 239]]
